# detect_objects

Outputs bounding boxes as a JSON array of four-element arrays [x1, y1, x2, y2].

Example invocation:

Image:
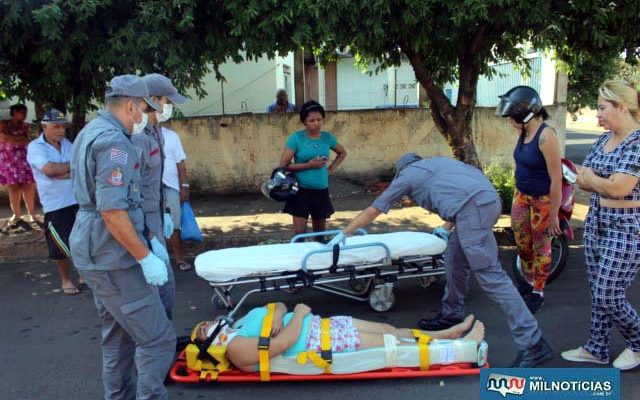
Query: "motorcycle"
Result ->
[[512, 158, 577, 286]]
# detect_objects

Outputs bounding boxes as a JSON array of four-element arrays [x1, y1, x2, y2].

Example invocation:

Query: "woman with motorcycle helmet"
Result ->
[[496, 86, 563, 314], [277, 101, 347, 240]]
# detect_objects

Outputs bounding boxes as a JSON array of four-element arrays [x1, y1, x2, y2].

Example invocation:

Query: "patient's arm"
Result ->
[[270, 302, 288, 337], [227, 305, 310, 371]]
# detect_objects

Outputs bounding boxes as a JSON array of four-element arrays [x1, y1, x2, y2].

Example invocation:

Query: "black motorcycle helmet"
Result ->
[[260, 168, 299, 202], [495, 85, 543, 124]]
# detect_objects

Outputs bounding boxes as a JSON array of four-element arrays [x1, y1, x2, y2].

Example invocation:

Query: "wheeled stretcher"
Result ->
[[194, 230, 448, 315]]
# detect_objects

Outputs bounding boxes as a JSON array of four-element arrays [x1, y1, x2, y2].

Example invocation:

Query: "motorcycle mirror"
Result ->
[[562, 164, 577, 184]]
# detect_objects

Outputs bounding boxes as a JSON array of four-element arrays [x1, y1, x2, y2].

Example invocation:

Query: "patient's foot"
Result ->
[[438, 314, 474, 339], [463, 321, 485, 344]]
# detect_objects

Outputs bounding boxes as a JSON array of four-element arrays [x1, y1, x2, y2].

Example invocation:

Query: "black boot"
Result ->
[[525, 293, 544, 314], [511, 337, 554, 367], [418, 312, 463, 331], [517, 281, 533, 298]]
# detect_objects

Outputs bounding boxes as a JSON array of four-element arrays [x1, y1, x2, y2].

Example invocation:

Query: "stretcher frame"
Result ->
[[204, 229, 447, 317], [169, 349, 487, 383]]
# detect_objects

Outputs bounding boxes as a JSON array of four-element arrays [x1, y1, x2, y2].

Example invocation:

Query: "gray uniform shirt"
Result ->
[[371, 156, 498, 221], [131, 123, 165, 214], [69, 110, 146, 270]]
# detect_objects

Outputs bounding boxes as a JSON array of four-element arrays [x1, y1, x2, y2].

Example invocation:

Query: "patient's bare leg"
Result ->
[[395, 314, 475, 340], [356, 319, 485, 350], [353, 315, 474, 341]]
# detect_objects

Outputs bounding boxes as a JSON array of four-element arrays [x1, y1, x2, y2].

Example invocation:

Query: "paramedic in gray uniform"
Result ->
[[328, 153, 553, 367], [131, 73, 186, 320], [70, 75, 176, 400]]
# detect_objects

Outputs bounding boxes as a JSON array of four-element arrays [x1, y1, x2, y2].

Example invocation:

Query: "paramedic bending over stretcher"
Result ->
[[195, 302, 485, 372], [328, 153, 552, 368]]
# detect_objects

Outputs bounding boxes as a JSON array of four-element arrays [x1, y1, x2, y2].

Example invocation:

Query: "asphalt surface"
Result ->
[[1, 247, 639, 400], [565, 127, 604, 166]]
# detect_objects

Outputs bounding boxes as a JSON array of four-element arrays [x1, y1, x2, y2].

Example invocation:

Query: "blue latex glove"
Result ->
[[163, 212, 174, 238], [150, 237, 170, 267], [433, 226, 451, 242], [327, 231, 347, 247], [138, 251, 168, 285]]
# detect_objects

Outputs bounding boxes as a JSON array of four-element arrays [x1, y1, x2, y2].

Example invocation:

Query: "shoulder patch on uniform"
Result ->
[[110, 148, 128, 165], [106, 167, 125, 186]]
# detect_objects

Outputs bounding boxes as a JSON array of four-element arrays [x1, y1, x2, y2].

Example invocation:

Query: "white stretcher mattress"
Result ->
[[195, 232, 446, 283]]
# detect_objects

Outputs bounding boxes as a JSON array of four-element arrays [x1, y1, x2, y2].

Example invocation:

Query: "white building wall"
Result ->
[[177, 53, 295, 117], [539, 54, 557, 105], [336, 59, 388, 110], [336, 58, 418, 110]]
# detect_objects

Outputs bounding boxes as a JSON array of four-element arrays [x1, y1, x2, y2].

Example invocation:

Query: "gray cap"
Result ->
[[143, 73, 186, 105], [105, 75, 161, 110], [396, 152, 422, 173]]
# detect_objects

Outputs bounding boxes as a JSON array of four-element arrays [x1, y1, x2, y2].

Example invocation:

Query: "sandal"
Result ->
[[561, 346, 608, 364], [177, 260, 192, 271], [62, 284, 80, 296]]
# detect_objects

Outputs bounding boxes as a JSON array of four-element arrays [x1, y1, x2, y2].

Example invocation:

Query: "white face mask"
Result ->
[[156, 103, 173, 122], [132, 109, 148, 134]]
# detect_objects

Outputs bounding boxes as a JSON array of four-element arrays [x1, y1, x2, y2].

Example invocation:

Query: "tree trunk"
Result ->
[[70, 109, 85, 142], [68, 88, 86, 141], [402, 26, 488, 169]]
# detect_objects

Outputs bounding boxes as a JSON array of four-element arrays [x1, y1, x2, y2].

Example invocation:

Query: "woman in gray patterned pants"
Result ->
[[562, 80, 640, 370]]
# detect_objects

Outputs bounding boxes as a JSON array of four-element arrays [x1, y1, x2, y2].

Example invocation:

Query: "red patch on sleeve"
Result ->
[[149, 148, 159, 157]]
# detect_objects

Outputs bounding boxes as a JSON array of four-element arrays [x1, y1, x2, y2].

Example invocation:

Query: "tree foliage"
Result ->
[[0, 0, 232, 135], [221, 0, 640, 166], [1, 1, 639, 162]]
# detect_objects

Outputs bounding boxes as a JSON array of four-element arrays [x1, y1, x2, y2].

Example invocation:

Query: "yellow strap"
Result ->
[[320, 317, 332, 373], [320, 318, 332, 356], [412, 329, 431, 370], [200, 369, 219, 381], [258, 303, 276, 381], [296, 318, 332, 373]]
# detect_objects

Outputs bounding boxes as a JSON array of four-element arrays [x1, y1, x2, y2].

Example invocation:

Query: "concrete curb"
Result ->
[[0, 224, 586, 264]]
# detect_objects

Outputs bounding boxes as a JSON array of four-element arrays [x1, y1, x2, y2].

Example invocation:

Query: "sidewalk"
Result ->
[[0, 178, 591, 263]]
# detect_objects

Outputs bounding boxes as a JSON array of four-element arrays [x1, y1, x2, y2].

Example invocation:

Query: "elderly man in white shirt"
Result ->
[[162, 125, 192, 271], [27, 109, 81, 295]]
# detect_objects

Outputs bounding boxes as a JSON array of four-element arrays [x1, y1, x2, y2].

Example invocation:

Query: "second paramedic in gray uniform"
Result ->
[[131, 73, 186, 320], [329, 153, 553, 368], [70, 75, 176, 400]]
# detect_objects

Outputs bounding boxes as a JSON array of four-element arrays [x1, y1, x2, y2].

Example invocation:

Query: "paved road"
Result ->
[[2, 247, 639, 400], [565, 127, 603, 165]]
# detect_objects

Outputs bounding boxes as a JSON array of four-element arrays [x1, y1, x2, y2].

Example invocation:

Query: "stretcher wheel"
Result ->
[[417, 275, 438, 289], [213, 295, 226, 309], [349, 277, 372, 294], [368, 284, 395, 312]]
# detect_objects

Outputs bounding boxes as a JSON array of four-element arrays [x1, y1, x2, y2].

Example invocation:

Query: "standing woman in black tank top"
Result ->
[[496, 86, 563, 314]]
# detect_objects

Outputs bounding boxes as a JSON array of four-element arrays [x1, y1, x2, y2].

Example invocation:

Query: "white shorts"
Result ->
[[164, 186, 181, 229]]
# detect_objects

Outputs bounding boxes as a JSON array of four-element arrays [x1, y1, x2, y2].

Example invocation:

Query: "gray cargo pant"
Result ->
[[145, 210, 175, 319], [80, 265, 177, 400], [440, 192, 542, 350]]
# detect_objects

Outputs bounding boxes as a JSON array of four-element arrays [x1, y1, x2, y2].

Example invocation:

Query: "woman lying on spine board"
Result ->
[[193, 302, 485, 372]]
